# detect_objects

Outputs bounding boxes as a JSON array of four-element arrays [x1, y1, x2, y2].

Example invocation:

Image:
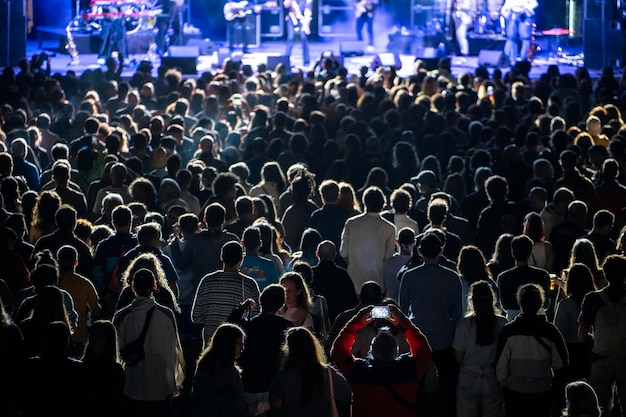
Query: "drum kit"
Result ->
[[414, 0, 506, 36], [67, 0, 162, 35]]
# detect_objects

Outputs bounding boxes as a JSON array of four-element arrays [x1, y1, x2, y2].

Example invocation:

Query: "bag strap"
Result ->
[[137, 307, 156, 345], [533, 334, 552, 354], [371, 363, 418, 414]]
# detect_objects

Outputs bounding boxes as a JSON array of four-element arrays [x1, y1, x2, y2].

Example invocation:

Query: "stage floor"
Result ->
[[27, 34, 603, 81]]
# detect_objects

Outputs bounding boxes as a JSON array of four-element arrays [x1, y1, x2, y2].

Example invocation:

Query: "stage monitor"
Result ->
[[267, 55, 291, 70], [163, 46, 199, 74], [478, 50, 506, 67]]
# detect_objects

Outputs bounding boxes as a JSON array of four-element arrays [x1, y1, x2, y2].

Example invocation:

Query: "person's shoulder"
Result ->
[[112, 304, 133, 327], [497, 266, 516, 279], [495, 315, 509, 327], [241, 271, 260, 286], [528, 265, 551, 278], [257, 255, 276, 266], [154, 302, 177, 323], [199, 269, 224, 283], [71, 272, 96, 287]]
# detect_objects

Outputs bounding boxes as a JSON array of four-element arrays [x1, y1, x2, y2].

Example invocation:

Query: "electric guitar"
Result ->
[[287, 0, 311, 35], [224, 0, 275, 21]]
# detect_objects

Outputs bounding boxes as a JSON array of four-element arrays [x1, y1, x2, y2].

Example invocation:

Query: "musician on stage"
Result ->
[[156, 0, 183, 55], [98, 5, 128, 61], [284, 0, 313, 67], [501, 0, 537, 64], [355, 0, 377, 51], [224, 0, 262, 53], [447, 0, 477, 56]]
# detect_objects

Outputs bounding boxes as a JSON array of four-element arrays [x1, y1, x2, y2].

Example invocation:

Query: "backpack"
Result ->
[[592, 292, 626, 359]]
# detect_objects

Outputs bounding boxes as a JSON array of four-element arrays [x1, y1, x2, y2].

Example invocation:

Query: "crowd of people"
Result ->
[[0, 50, 626, 417]]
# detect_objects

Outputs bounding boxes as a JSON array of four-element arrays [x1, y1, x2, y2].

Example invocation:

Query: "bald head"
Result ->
[[316, 240, 336, 261]]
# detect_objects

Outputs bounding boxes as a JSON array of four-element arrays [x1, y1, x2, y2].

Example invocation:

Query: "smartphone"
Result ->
[[371, 306, 391, 319], [487, 85, 494, 96], [232, 97, 242, 107]]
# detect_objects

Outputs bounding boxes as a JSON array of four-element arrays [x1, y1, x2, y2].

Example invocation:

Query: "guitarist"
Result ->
[[501, 0, 537, 65], [354, 0, 377, 51], [284, 0, 313, 67], [447, 0, 477, 56], [225, 0, 262, 53], [155, 0, 185, 55]]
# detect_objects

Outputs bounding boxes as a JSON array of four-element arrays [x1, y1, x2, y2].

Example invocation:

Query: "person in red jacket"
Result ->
[[331, 304, 432, 417]]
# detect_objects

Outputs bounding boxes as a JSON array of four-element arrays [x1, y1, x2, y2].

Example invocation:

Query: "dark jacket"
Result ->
[[496, 313, 568, 393], [239, 313, 292, 393], [311, 260, 358, 322]]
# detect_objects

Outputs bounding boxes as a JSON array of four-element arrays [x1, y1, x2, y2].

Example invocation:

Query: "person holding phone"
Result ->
[[331, 304, 432, 417]]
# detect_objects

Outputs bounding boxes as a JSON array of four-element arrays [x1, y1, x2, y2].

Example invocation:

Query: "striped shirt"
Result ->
[[191, 270, 260, 345]]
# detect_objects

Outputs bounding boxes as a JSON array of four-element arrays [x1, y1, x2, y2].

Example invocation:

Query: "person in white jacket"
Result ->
[[113, 268, 183, 417], [340, 186, 396, 294]]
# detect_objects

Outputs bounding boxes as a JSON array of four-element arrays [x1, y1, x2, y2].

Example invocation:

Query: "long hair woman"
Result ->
[[191, 323, 265, 417], [278, 272, 314, 330], [554, 263, 596, 383], [457, 245, 498, 313], [82, 320, 125, 417], [566, 238, 606, 289], [523, 212, 554, 273], [563, 380, 601, 417], [29, 190, 61, 244], [453, 281, 508, 417], [115, 253, 180, 314], [19, 285, 71, 358], [487, 233, 515, 279], [337, 182, 361, 217], [270, 327, 351, 417], [248, 162, 287, 214]]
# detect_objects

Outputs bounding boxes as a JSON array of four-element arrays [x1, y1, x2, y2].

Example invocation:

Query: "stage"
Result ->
[[24, 25, 599, 81]]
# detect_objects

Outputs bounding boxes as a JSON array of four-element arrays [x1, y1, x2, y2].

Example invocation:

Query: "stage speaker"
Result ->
[[372, 52, 402, 69], [162, 46, 199, 74], [186, 38, 216, 55], [584, 0, 617, 20], [260, 6, 284, 37], [0, 0, 27, 67], [340, 41, 365, 57], [231, 14, 260, 48], [267, 55, 291, 70], [584, 18, 624, 69], [478, 49, 506, 67]]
